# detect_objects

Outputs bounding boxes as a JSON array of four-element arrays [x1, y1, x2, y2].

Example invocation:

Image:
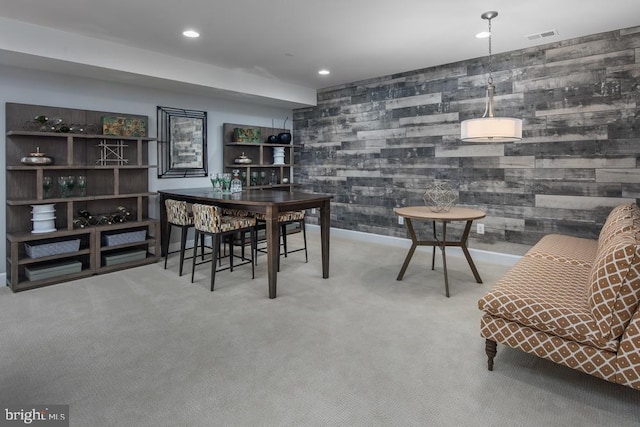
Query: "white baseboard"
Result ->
[[307, 225, 521, 267], [2, 227, 518, 288]]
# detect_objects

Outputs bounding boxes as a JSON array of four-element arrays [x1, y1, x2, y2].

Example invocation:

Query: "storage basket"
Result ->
[[103, 230, 147, 246], [25, 239, 80, 259], [102, 249, 147, 266], [25, 260, 82, 281]]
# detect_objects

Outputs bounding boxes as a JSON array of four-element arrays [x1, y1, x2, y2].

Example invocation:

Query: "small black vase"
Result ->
[[278, 132, 292, 144]]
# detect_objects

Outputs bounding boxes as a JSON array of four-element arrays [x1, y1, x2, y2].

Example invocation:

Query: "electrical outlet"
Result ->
[[477, 223, 485, 234], [398, 216, 404, 225], [311, 208, 316, 214]]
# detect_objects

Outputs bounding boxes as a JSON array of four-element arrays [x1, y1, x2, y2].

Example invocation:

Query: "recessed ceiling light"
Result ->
[[318, 69, 330, 75], [475, 31, 491, 39], [182, 30, 200, 38]]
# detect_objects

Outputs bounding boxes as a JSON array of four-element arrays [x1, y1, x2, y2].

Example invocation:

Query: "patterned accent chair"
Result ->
[[191, 204, 257, 291], [164, 199, 196, 276], [253, 210, 308, 267], [478, 203, 640, 390]]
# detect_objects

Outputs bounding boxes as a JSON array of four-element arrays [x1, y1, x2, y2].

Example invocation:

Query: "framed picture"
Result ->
[[157, 106, 208, 178]]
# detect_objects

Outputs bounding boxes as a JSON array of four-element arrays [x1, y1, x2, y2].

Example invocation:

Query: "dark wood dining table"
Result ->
[[158, 188, 333, 298]]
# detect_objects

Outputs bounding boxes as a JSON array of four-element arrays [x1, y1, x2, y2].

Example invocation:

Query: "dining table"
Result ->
[[158, 188, 333, 298]]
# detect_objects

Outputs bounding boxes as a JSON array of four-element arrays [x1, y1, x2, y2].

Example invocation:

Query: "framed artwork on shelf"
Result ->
[[157, 106, 208, 178]]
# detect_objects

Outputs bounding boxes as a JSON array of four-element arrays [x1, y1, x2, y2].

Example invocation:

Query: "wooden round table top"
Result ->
[[394, 206, 486, 221]]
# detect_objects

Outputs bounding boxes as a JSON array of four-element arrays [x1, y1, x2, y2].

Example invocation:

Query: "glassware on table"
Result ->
[[221, 173, 232, 193], [210, 173, 222, 192], [77, 175, 87, 197], [230, 169, 242, 193], [57, 176, 68, 198], [241, 171, 247, 186], [43, 176, 53, 198], [66, 176, 75, 197], [260, 171, 266, 186], [250, 171, 258, 187], [269, 170, 277, 185]]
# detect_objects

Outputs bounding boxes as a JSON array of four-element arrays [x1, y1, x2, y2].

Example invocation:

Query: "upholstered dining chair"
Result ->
[[253, 210, 308, 268], [191, 203, 257, 291], [164, 199, 198, 276]]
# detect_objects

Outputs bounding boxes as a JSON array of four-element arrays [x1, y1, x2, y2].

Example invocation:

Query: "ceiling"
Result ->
[[1, 0, 639, 107]]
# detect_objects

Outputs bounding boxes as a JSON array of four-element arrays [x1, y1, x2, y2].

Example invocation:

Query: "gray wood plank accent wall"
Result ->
[[293, 26, 640, 255]]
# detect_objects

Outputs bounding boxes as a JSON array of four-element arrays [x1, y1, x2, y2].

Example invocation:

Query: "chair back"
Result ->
[[192, 203, 223, 233], [165, 199, 193, 226]]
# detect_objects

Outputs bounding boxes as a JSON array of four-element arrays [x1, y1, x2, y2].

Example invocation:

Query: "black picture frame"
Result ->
[[157, 106, 208, 178]]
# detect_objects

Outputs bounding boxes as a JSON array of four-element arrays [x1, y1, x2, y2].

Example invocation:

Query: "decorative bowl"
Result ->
[[21, 147, 54, 165], [234, 152, 252, 164]]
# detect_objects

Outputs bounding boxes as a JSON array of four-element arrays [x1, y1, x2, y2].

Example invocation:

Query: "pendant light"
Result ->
[[460, 11, 522, 142]]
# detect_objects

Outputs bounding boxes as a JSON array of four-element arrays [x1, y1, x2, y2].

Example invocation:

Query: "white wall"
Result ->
[[0, 64, 294, 276]]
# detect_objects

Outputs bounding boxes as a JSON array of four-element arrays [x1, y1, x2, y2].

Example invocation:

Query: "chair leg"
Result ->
[[164, 223, 173, 269], [301, 219, 308, 263], [229, 234, 235, 272], [253, 226, 259, 266], [277, 224, 281, 272], [191, 230, 199, 283], [281, 223, 288, 257], [179, 225, 188, 276], [250, 227, 256, 279], [240, 231, 246, 260], [201, 232, 205, 260], [211, 234, 220, 291]]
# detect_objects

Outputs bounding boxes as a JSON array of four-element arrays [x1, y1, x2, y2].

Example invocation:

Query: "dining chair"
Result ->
[[191, 203, 256, 291], [164, 199, 199, 276], [253, 210, 308, 267]]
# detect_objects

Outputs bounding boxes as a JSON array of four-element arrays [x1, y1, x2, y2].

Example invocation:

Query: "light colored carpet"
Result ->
[[0, 229, 638, 426]]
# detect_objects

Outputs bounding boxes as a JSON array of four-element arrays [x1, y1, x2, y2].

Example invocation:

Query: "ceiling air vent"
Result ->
[[525, 29, 559, 41]]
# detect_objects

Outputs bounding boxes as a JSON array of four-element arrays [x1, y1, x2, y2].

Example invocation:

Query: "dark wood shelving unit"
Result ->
[[5, 103, 160, 292], [222, 123, 294, 190]]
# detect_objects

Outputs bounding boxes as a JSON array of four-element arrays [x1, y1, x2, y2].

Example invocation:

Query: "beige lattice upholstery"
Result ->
[[221, 208, 253, 218], [479, 203, 640, 390], [253, 210, 306, 222], [191, 203, 256, 291], [193, 204, 255, 233], [163, 199, 195, 276], [165, 199, 193, 226]]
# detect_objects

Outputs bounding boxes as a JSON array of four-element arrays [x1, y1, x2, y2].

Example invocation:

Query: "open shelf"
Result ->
[[5, 103, 161, 292]]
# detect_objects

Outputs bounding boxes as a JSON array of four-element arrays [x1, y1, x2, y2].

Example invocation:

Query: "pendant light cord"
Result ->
[[483, 16, 495, 118]]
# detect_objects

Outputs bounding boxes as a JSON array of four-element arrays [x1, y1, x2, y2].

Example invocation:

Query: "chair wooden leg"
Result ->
[[281, 223, 288, 257], [301, 220, 308, 263], [191, 230, 199, 283], [250, 227, 255, 279], [240, 231, 246, 260], [179, 225, 188, 276], [277, 224, 281, 272], [211, 234, 220, 291], [253, 226, 259, 266], [229, 234, 234, 272], [201, 232, 205, 260], [485, 339, 497, 371], [164, 223, 172, 269]]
